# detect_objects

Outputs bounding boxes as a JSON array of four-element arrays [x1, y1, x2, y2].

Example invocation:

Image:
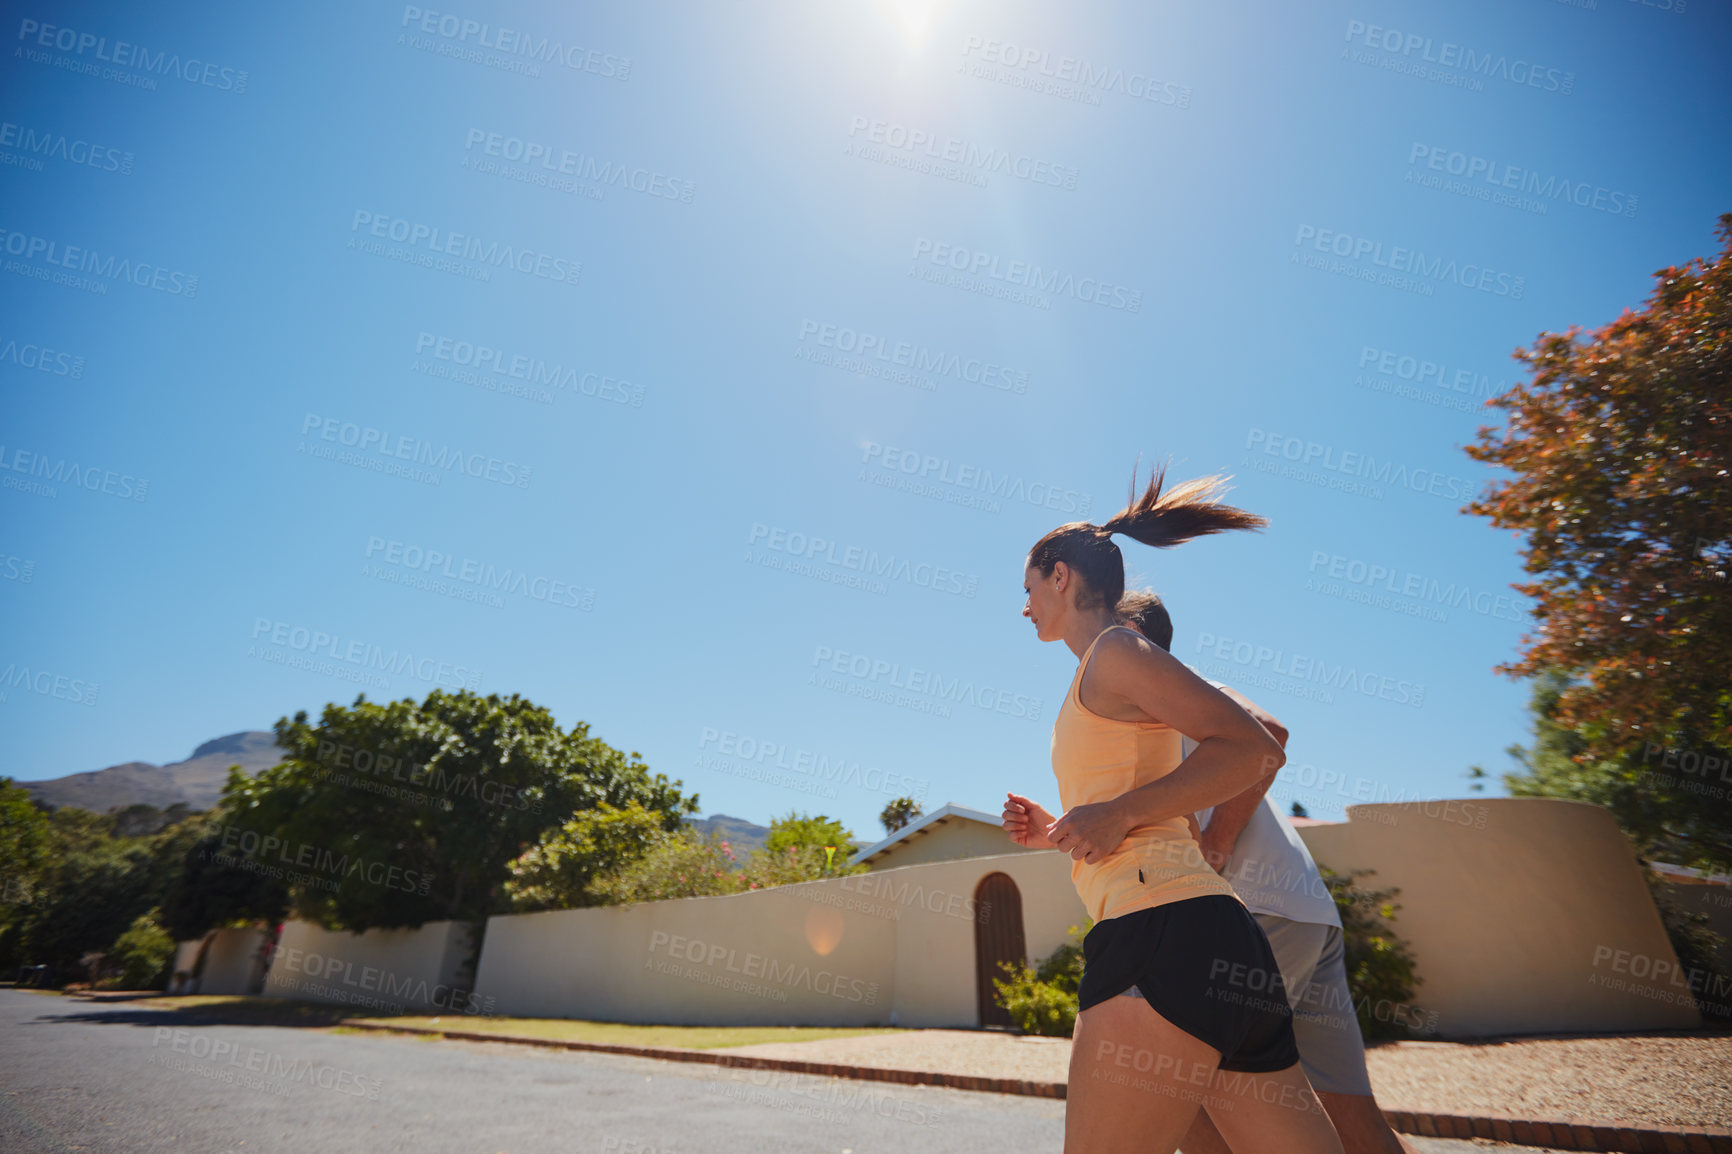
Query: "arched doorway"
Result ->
[[973, 872, 1027, 1029]]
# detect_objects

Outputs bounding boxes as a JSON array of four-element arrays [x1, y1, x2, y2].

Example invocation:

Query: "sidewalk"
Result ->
[[342, 1019, 1732, 1152]]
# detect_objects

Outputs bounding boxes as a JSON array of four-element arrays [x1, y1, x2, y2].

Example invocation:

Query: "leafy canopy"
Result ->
[[219, 689, 696, 931], [1464, 214, 1732, 872], [1464, 213, 1732, 754]]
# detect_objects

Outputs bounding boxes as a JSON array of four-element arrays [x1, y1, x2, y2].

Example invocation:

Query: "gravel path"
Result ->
[[715, 1029, 1732, 1128], [1361, 1034, 1732, 1128]]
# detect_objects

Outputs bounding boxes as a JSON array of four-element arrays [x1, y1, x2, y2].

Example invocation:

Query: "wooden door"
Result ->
[[974, 872, 1027, 1029]]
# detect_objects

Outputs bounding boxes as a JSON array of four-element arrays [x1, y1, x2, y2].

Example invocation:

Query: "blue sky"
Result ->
[[3, 0, 1728, 840]]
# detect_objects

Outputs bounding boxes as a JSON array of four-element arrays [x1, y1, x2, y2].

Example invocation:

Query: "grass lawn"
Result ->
[[342, 1014, 908, 1050]]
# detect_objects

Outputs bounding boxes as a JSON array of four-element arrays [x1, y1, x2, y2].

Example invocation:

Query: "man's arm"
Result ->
[[1195, 687, 1288, 870]]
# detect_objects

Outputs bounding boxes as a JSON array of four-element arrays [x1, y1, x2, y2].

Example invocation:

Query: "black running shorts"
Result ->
[[1075, 893, 1302, 1073]]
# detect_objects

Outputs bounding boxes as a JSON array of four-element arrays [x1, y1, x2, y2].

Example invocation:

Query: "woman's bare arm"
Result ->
[[1047, 630, 1284, 864]]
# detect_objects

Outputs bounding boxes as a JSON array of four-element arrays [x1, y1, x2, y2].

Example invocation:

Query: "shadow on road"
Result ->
[[12, 992, 382, 1031]]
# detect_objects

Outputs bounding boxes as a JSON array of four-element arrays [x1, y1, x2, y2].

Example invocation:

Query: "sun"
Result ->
[[876, 0, 951, 48]]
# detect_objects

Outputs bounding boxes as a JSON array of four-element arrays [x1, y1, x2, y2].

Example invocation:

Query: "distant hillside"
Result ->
[[18, 739, 790, 849], [19, 731, 285, 813], [682, 814, 877, 857], [687, 813, 770, 855]]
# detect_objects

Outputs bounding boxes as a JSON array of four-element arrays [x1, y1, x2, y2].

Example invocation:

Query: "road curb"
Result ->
[[340, 1022, 1729, 1151], [337, 1020, 1065, 1097]]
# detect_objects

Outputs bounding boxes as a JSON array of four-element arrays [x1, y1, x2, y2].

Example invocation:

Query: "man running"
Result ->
[[1116, 589, 1419, 1154]]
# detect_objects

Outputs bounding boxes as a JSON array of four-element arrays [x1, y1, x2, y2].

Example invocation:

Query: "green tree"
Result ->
[[505, 800, 674, 911], [157, 816, 291, 942], [756, 812, 859, 882], [764, 812, 855, 859], [1497, 671, 1731, 872], [217, 689, 697, 932], [7, 806, 204, 982], [879, 797, 923, 835], [1463, 214, 1732, 869], [0, 780, 53, 969], [111, 803, 197, 839]]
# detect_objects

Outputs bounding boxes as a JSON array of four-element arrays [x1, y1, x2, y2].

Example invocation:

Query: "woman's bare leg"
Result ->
[[1176, 1107, 1236, 1154], [1201, 1062, 1344, 1154], [1067, 995, 1220, 1154]]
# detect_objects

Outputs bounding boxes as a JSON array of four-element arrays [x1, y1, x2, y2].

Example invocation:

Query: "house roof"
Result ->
[[848, 803, 1005, 867], [848, 801, 1337, 866]]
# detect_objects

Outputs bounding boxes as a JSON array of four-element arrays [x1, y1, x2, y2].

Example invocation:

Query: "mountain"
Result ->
[[687, 813, 770, 855], [19, 731, 286, 813], [17, 739, 787, 850]]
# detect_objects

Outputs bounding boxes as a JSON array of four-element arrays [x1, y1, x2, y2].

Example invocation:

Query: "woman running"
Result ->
[[1002, 465, 1344, 1154]]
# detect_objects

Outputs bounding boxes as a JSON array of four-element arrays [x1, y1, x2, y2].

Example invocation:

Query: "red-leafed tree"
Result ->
[[1465, 213, 1731, 872]]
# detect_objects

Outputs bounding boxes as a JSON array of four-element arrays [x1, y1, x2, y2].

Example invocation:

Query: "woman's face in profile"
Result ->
[[1022, 560, 1066, 642]]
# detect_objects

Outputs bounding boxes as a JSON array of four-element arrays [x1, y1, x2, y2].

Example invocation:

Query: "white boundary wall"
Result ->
[[474, 851, 1084, 1027], [191, 926, 270, 995], [262, 919, 480, 1016]]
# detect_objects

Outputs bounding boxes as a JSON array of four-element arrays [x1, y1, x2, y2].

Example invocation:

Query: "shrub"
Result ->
[[1320, 866, 1429, 1040], [739, 844, 865, 890], [108, 909, 176, 990], [992, 920, 1090, 1036], [505, 800, 671, 911], [1646, 870, 1731, 1021], [590, 830, 746, 904]]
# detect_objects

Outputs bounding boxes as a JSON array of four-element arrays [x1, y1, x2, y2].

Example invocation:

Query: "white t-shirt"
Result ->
[[1184, 717, 1342, 929]]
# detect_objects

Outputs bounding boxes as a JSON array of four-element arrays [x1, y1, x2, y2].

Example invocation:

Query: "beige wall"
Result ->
[[868, 818, 1036, 871], [191, 926, 270, 996], [262, 919, 476, 1015], [239, 797, 1693, 1038], [169, 938, 203, 985], [1299, 798, 1699, 1038], [887, 851, 1084, 1028], [474, 850, 1084, 1027]]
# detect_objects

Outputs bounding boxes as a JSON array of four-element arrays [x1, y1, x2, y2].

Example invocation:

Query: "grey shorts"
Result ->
[[1117, 911, 1372, 1094]]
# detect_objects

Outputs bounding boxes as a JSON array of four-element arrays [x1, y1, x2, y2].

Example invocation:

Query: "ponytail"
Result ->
[[1102, 465, 1267, 549], [1027, 461, 1265, 612]]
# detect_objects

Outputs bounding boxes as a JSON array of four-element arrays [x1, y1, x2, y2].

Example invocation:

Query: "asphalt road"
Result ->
[[0, 989, 1560, 1154]]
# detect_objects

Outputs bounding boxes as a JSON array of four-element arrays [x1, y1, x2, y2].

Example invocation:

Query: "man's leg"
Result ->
[[1180, 1085, 1417, 1154], [1318, 1091, 1421, 1154], [1262, 916, 1419, 1154]]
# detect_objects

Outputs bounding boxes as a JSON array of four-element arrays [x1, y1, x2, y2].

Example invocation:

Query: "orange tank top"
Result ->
[[1050, 625, 1240, 923]]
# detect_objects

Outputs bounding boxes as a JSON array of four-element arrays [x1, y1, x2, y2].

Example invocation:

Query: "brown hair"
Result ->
[[1116, 589, 1173, 652], [1027, 462, 1265, 614]]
